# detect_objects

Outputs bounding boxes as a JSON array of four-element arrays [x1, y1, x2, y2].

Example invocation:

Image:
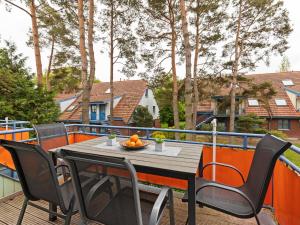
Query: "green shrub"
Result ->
[[268, 130, 287, 139]]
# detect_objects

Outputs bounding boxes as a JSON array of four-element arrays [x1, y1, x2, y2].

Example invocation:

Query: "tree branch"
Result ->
[[3, 0, 32, 17]]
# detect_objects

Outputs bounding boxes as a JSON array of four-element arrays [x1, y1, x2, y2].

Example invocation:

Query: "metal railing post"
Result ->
[[12, 121, 16, 141], [243, 135, 248, 150], [146, 129, 150, 140]]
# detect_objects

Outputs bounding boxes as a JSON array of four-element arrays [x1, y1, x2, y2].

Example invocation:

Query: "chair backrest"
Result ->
[[0, 140, 67, 211], [244, 134, 291, 212], [34, 123, 69, 151], [60, 150, 144, 225]]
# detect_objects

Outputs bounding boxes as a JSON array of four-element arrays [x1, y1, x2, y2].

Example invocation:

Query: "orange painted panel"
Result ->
[[0, 131, 29, 170], [202, 146, 272, 205], [274, 162, 300, 225]]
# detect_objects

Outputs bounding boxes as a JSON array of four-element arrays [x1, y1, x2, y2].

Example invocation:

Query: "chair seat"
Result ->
[[90, 187, 167, 225], [182, 178, 255, 218]]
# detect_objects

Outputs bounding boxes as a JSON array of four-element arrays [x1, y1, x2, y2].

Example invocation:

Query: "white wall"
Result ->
[[286, 91, 297, 108], [138, 89, 160, 119], [59, 98, 76, 112], [105, 96, 122, 119]]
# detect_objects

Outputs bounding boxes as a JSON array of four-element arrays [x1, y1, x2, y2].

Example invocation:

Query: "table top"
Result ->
[[50, 137, 203, 178]]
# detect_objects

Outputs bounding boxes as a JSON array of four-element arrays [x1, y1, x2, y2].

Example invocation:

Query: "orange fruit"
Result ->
[[130, 134, 139, 142], [135, 139, 143, 147], [129, 142, 136, 147], [125, 140, 131, 146]]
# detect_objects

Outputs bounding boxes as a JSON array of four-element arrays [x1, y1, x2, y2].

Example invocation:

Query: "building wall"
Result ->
[[89, 96, 122, 121], [269, 119, 300, 138], [138, 89, 159, 119]]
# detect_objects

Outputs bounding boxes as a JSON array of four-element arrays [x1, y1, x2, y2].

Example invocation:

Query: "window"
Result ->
[[278, 119, 290, 130], [145, 89, 148, 97], [275, 99, 287, 106], [282, 79, 294, 86], [248, 99, 259, 106], [66, 105, 76, 112], [91, 105, 97, 112], [153, 106, 156, 114], [105, 88, 111, 94]]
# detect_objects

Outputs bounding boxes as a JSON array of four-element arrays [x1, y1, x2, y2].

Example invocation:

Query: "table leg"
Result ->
[[49, 151, 57, 221], [188, 176, 196, 225]]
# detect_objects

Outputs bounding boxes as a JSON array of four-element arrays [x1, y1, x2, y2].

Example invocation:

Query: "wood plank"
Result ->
[[51, 137, 203, 175]]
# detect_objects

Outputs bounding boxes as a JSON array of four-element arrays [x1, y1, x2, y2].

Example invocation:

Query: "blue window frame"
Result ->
[[90, 105, 97, 120]]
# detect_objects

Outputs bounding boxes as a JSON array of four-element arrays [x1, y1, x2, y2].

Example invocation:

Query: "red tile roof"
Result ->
[[59, 80, 148, 123], [244, 72, 300, 117], [198, 71, 300, 118]]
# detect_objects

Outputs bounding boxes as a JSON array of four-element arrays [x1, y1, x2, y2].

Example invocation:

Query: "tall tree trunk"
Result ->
[[78, 0, 89, 124], [46, 36, 55, 91], [179, 0, 193, 139], [29, 0, 43, 87], [192, 3, 200, 140], [88, 0, 96, 87], [169, 0, 180, 140], [109, 0, 114, 124], [229, 0, 242, 132]]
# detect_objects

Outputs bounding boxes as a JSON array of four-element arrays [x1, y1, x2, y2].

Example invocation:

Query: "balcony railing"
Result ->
[[0, 123, 299, 173]]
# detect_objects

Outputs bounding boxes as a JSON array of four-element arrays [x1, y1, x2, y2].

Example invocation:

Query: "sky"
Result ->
[[0, 0, 300, 82]]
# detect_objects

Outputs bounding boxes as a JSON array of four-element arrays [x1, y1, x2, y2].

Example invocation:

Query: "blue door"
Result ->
[[91, 105, 97, 120], [99, 104, 106, 120]]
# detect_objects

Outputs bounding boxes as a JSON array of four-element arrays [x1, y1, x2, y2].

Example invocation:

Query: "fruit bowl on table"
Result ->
[[120, 140, 150, 150]]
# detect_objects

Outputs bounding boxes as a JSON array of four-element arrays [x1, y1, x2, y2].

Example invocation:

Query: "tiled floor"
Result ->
[[0, 193, 275, 225]]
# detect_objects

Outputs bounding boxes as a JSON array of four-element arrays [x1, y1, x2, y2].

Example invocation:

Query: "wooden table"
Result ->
[[49, 137, 203, 225]]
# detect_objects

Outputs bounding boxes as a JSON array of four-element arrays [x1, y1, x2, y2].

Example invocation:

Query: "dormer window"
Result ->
[[105, 88, 111, 94], [145, 89, 148, 97], [275, 99, 287, 106], [66, 105, 76, 112], [282, 79, 294, 86], [248, 99, 259, 106]]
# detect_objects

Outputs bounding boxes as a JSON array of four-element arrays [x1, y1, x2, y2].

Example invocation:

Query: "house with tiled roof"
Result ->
[[57, 80, 159, 127], [197, 71, 300, 138]]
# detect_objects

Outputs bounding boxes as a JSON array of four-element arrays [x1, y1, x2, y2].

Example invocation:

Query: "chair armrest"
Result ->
[[201, 162, 246, 184], [196, 182, 257, 215], [85, 176, 112, 206], [55, 164, 69, 172], [149, 187, 173, 225]]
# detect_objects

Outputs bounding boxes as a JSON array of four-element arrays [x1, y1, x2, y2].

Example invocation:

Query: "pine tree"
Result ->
[[223, 0, 292, 132]]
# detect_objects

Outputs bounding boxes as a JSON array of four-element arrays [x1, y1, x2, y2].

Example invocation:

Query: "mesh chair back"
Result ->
[[61, 150, 144, 225], [244, 134, 291, 211], [34, 123, 69, 151], [0, 140, 63, 206]]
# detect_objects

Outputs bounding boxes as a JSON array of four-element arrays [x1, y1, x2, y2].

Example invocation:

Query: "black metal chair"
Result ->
[[60, 150, 175, 225], [0, 140, 78, 225], [182, 134, 291, 225], [33, 123, 69, 151]]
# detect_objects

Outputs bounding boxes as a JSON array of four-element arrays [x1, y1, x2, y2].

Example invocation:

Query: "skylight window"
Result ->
[[282, 79, 294, 86], [248, 99, 259, 106], [66, 105, 76, 112], [105, 88, 111, 94], [275, 99, 287, 106]]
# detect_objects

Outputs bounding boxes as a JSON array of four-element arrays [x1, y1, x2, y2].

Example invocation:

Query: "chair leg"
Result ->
[[185, 217, 189, 225], [64, 211, 73, 225], [17, 197, 29, 225], [168, 190, 175, 225], [254, 214, 261, 225]]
